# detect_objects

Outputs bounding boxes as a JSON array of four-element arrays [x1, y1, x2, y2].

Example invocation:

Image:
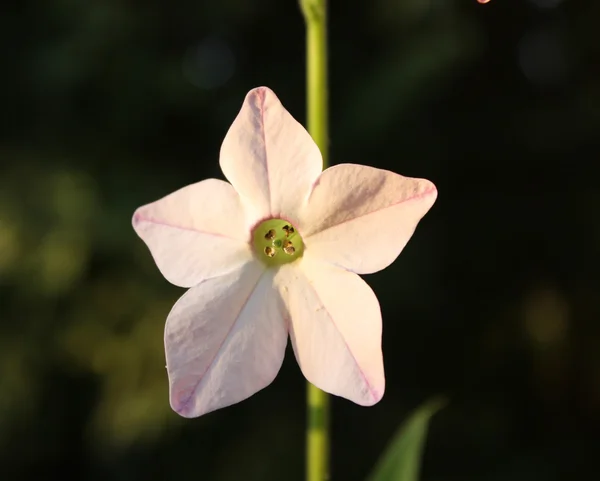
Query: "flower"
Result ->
[[132, 87, 437, 418]]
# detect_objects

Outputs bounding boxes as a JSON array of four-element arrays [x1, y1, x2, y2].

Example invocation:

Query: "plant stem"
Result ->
[[300, 1, 330, 480], [306, 383, 330, 481], [301, 0, 329, 169]]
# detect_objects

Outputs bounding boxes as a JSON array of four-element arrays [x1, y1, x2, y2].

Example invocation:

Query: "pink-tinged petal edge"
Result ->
[[165, 261, 288, 418], [132, 178, 253, 288], [276, 257, 385, 406], [219, 87, 323, 225], [300, 164, 437, 275]]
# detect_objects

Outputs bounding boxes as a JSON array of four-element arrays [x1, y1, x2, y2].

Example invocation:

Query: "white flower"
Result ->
[[132, 87, 437, 418]]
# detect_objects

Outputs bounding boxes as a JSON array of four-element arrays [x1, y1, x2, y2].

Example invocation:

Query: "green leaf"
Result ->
[[365, 397, 446, 481]]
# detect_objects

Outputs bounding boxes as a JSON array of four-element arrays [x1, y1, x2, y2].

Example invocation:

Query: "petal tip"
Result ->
[[426, 183, 438, 208], [169, 384, 198, 418], [132, 209, 143, 229], [415, 178, 438, 211], [367, 386, 385, 406], [171, 403, 195, 419], [243, 87, 285, 114], [131, 209, 149, 238], [360, 376, 385, 406], [245, 86, 274, 104], [426, 180, 438, 198]]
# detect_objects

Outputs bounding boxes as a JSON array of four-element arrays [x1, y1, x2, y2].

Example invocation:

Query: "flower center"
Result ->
[[252, 218, 304, 266]]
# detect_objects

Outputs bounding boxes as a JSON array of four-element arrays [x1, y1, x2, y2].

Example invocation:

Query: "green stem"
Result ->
[[301, 0, 329, 169], [307, 383, 330, 481], [300, 1, 329, 481]]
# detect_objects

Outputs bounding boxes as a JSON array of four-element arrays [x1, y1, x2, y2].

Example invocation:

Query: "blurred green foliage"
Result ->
[[366, 398, 444, 481], [1, 0, 599, 480]]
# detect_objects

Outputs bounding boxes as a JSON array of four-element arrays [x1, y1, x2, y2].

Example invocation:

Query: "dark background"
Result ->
[[1, 0, 599, 480]]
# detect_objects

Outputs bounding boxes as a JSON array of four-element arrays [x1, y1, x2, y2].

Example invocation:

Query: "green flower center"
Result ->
[[252, 218, 304, 266]]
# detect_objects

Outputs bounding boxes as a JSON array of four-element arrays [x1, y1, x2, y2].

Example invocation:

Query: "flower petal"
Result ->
[[276, 257, 385, 406], [301, 164, 437, 274], [219, 87, 323, 222], [133, 179, 253, 288], [165, 261, 287, 418]]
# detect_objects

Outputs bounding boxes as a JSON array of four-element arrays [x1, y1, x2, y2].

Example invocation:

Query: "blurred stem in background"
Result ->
[[300, 0, 329, 481]]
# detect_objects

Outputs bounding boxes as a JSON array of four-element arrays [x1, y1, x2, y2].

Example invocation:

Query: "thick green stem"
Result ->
[[307, 383, 330, 481], [301, 0, 328, 169], [300, 1, 329, 481]]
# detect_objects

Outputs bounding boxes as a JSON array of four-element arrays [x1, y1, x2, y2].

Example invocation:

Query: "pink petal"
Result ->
[[133, 179, 253, 288], [276, 257, 385, 406], [165, 261, 287, 418], [301, 164, 437, 274], [219, 87, 323, 223]]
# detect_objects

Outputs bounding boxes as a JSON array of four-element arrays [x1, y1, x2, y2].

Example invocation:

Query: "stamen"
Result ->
[[252, 218, 303, 266]]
